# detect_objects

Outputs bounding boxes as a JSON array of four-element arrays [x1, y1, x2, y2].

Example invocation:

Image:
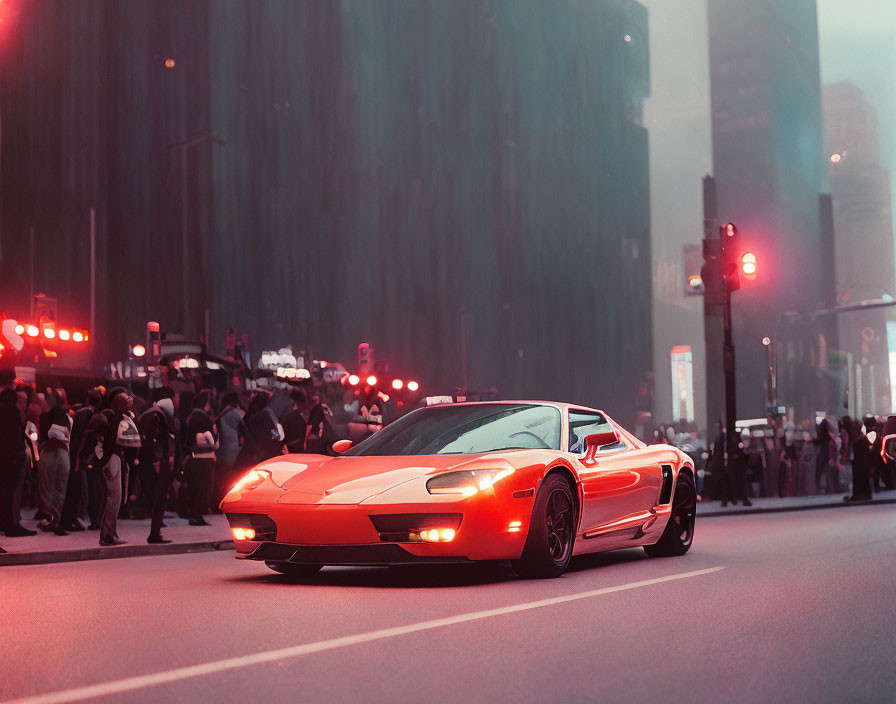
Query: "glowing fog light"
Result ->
[[419, 528, 456, 543], [232, 527, 256, 541]]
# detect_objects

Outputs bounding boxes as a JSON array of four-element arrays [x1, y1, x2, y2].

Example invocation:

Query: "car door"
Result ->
[[569, 410, 664, 541]]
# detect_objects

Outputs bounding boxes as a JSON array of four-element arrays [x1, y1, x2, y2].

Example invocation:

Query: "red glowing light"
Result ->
[[741, 252, 757, 279], [724, 222, 736, 237], [164, 58, 175, 68], [366, 375, 378, 387], [348, 374, 360, 386], [407, 380, 419, 392], [132, 344, 146, 357], [391, 379, 404, 390]]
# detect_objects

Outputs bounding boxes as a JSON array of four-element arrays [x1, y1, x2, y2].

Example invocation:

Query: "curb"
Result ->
[[699, 497, 896, 518], [0, 539, 234, 567]]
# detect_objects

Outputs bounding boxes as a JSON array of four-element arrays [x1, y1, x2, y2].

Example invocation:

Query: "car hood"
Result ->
[[267, 453, 490, 505]]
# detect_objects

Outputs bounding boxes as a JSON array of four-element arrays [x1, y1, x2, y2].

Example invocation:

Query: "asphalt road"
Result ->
[[2, 505, 895, 704]]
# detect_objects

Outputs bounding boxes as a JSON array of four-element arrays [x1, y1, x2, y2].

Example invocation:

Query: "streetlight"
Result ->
[[168, 133, 226, 337], [762, 336, 776, 407]]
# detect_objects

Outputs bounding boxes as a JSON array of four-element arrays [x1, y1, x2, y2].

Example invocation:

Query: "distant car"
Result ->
[[221, 401, 697, 578]]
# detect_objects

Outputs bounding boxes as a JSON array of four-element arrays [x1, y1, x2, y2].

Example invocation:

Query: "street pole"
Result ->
[[89, 206, 96, 357], [29, 224, 35, 316], [459, 309, 468, 393], [180, 145, 190, 336], [723, 285, 738, 459]]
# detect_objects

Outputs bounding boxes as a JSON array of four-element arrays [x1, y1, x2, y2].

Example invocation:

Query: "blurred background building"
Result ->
[[0, 0, 653, 423]]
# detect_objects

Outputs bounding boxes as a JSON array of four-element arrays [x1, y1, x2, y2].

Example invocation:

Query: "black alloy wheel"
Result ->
[[513, 474, 576, 578], [546, 488, 574, 563], [644, 472, 696, 558]]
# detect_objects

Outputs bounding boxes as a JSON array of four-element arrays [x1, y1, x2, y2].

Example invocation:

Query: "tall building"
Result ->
[[0, 1, 653, 423], [708, 0, 831, 419], [823, 81, 895, 414]]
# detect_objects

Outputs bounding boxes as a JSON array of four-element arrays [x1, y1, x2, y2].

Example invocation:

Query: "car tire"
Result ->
[[644, 472, 696, 558], [265, 561, 324, 577], [512, 474, 576, 578]]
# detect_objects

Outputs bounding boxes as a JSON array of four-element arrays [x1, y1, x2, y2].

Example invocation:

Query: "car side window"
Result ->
[[568, 411, 627, 454]]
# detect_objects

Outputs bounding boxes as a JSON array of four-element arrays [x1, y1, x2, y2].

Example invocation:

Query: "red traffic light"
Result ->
[[740, 252, 757, 279], [723, 222, 737, 238]]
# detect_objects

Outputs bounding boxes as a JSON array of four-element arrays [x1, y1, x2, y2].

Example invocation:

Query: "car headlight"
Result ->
[[229, 469, 272, 493], [426, 468, 514, 497]]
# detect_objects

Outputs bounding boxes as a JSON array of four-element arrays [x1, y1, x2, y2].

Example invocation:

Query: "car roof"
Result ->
[[444, 400, 606, 414]]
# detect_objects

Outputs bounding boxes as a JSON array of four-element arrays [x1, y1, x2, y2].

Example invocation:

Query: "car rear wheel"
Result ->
[[644, 473, 696, 558], [512, 474, 576, 578], [265, 561, 323, 577]]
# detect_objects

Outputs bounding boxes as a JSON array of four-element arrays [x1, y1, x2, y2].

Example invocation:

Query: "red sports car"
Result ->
[[221, 401, 696, 578]]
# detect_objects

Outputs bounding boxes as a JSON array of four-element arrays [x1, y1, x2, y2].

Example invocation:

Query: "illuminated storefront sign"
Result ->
[[670, 345, 695, 423]]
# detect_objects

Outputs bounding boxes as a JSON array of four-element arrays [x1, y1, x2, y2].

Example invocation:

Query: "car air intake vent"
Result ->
[[658, 466, 674, 505]]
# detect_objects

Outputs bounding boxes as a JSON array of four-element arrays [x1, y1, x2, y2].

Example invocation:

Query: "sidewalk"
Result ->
[[0, 513, 233, 566], [698, 489, 896, 517]]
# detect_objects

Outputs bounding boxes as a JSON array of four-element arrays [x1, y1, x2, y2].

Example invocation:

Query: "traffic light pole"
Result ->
[[722, 285, 738, 462]]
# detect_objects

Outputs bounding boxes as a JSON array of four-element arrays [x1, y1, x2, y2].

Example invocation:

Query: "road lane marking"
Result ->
[[6, 565, 725, 704]]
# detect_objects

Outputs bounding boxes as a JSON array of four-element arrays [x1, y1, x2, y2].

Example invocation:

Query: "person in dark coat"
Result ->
[[60, 388, 102, 531], [875, 414, 896, 490], [304, 390, 335, 455], [844, 416, 872, 502], [0, 385, 36, 537], [183, 390, 217, 526], [81, 410, 109, 529], [235, 390, 283, 470], [280, 388, 307, 454], [142, 392, 180, 543]]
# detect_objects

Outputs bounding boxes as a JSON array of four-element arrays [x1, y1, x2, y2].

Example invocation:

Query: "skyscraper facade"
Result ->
[[708, 0, 831, 419], [823, 81, 895, 413]]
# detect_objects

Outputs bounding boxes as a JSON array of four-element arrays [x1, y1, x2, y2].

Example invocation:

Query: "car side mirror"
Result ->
[[331, 439, 352, 453], [583, 430, 619, 461]]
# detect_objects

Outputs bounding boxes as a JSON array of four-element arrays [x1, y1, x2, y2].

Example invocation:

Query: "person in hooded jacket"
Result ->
[[36, 403, 72, 535], [95, 393, 133, 545], [844, 416, 872, 502], [143, 393, 179, 543], [235, 390, 283, 471]]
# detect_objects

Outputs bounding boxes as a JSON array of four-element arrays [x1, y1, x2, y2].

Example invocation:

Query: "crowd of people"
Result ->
[[692, 413, 896, 505], [0, 368, 339, 552]]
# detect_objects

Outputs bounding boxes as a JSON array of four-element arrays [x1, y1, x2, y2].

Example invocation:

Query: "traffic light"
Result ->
[[720, 222, 740, 291], [740, 252, 757, 280]]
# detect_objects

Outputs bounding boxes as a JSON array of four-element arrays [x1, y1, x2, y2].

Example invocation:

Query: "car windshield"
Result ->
[[343, 403, 562, 456]]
